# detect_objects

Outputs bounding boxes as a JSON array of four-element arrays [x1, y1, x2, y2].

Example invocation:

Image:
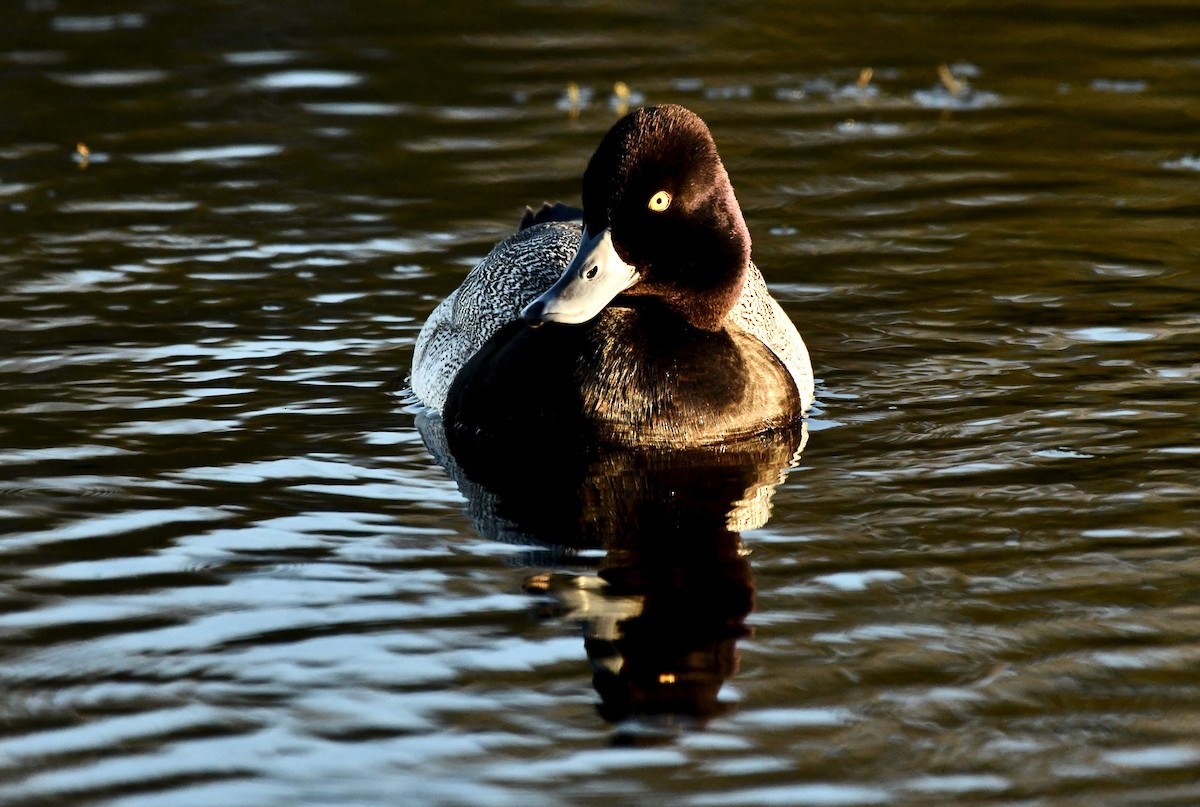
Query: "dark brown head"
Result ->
[[522, 105, 751, 331]]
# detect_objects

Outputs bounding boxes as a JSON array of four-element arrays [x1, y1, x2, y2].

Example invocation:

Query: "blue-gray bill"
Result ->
[[521, 227, 639, 327]]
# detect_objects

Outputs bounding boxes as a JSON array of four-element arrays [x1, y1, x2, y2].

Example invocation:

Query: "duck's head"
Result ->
[[521, 104, 751, 332]]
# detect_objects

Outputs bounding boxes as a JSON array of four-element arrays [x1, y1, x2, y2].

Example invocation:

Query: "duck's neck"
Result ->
[[670, 188, 751, 332]]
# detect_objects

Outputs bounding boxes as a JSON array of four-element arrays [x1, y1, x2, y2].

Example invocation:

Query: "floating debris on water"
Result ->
[[835, 66, 880, 101], [74, 142, 90, 169], [937, 63, 965, 97], [557, 81, 591, 117], [915, 63, 1000, 110], [611, 81, 641, 115]]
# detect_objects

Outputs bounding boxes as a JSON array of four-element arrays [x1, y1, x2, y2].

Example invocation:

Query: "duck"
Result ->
[[411, 104, 813, 449]]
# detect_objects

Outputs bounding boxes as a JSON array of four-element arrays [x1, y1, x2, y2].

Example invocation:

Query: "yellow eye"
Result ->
[[648, 190, 672, 212]]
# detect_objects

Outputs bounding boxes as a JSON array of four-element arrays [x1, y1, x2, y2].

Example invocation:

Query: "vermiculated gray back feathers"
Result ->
[[729, 262, 815, 409], [412, 221, 582, 413]]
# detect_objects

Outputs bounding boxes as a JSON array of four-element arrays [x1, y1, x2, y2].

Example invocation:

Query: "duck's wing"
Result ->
[[412, 220, 582, 413], [728, 262, 815, 410]]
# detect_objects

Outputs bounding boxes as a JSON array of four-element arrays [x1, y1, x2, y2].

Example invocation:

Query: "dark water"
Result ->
[[3, 1, 1200, 804]]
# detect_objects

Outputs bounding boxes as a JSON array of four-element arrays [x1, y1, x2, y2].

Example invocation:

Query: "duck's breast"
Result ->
[[580, 308, 803, 445], [444, 306, 801, 449]]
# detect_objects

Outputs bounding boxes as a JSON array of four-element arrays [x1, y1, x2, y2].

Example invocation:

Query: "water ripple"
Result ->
[[4, 2, 1200, 805], [249, 70, 363, 90]]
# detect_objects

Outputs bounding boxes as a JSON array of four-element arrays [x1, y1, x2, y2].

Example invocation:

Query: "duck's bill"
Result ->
[[521, 227, 639, 326]]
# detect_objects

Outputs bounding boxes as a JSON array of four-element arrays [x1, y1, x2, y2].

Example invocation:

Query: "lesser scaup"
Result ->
[[412, 104, 813, 447]]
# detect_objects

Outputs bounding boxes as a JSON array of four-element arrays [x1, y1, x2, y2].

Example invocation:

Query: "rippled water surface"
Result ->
[[3, 1, 1200, 805]]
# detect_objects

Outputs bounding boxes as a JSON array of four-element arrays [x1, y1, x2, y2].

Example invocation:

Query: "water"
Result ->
[[3, 1, 1199, 804]]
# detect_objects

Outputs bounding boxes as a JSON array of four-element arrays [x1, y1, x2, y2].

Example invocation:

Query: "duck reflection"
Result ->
[[417, 415, 807, 734]]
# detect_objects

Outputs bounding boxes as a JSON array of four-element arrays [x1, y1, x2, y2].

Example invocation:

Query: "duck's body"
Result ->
[[411, 105, 813, 448]]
